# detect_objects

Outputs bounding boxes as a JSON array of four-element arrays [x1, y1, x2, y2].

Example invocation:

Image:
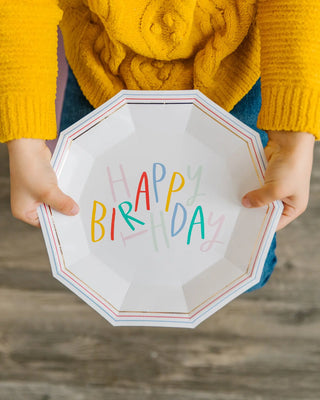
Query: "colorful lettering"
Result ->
[[111, 207, 116, 241], [91, 200, 107, 242], [121, 229, 149, 247], [200, 214, 225, 252], [90, 163, 226, 252], [187, 205, 205, 245], [171, 202, 187, 237], [135, 171, 150, 212], [107, 164, 130, 202], [118, 201, 145, 231], [150, 212, 169, 252], [165, 172, 185, 212], [186, 165, 205, 206], [152, 162, 166, 203]]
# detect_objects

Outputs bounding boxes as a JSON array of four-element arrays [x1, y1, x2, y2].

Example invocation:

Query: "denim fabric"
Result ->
[[60, 68, 94, 132], [60, 67, 277, 291]]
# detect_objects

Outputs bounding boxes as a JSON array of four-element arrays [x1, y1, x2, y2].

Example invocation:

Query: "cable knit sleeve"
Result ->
[[257, 0, 320, 139], [0, 1, 62, 142]]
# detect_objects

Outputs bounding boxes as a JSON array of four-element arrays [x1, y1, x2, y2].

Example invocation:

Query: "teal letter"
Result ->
[[118, 201, 145, 231], [187, 205, 205, 245]]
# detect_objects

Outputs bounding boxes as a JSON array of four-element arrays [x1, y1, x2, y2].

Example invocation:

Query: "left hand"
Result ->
[[7, 138, 79, 227], [241, 131, 315, 230]]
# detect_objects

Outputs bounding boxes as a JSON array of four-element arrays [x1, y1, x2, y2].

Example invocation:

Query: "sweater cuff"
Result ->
[[0, 95, 57, 142], [257, 85, 320, 140]]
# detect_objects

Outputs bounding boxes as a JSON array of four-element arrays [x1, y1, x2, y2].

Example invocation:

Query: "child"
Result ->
[[1, 1, 318, 289]]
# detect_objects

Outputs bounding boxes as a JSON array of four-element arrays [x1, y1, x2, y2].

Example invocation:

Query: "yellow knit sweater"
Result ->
[[0, 0, 320, 142]]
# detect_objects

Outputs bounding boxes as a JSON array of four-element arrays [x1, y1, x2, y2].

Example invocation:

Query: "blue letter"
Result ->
[[171, 203, 187, 237], [152, 162, 166, 203]]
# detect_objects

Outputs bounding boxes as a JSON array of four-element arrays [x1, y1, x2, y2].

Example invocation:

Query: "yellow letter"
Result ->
[[165, 172, 185, 212], [91, 200, 107, 242]]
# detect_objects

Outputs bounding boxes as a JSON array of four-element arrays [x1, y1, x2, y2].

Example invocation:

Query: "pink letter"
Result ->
[[107, 164, 130, 202]]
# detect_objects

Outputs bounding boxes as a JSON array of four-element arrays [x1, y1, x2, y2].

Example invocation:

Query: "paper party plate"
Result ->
[[38, 90, 282, 328]]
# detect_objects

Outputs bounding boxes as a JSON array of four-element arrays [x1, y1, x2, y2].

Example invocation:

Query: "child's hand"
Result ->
[[7, 139, 79, 227], [242, 131, 315, 230]]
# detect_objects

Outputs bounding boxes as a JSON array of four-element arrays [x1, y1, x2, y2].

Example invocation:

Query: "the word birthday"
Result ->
[[90, 163, 226, 252]]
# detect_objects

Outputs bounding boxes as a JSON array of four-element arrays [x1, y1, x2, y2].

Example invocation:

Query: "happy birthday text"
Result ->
[[90, 163, 226, 252]]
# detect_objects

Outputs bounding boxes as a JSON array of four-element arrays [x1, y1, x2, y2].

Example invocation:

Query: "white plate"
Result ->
[[38, 90, 282, 328]]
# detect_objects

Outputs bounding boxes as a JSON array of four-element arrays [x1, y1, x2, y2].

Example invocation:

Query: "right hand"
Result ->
[[7, 138, 79, 227], [242, 130, 315, 230]]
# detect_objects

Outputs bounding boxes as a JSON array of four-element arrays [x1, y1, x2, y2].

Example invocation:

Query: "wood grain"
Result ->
[[0, 142, 319, 400]]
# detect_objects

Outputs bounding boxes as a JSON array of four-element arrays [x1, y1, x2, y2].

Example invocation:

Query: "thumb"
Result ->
[[43, 186, 79, 216], [242, 183, 282, 208]]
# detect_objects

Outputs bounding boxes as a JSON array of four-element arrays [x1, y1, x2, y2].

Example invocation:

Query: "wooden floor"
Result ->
[[0, 142, 319, 400]]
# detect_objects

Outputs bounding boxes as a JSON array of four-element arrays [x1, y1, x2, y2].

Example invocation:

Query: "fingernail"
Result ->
[[242, 197, 252, 208], [70, 204, 80, 215]]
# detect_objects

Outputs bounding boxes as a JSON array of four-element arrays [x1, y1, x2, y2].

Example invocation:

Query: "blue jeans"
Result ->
[[60, 68, 277, 291]]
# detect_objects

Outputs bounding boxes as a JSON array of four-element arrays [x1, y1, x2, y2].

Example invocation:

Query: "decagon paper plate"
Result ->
[[39, 90, 283, 328]]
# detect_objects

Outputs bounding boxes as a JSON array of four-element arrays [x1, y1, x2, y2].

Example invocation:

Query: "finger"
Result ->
[[276, 208, 296, 231], [276, 215, 292, 231], [276, 201, 306, 231], [25, 209, 41, 228], [11, 203, 41, 228], [42, 186, 79, 216], [241, 183, 284, 209]]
